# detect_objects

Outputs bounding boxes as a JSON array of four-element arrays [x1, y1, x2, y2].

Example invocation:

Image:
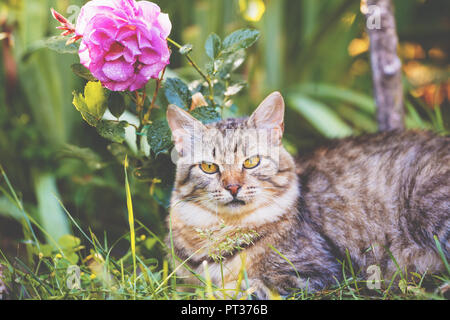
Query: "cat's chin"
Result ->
[[216, 199, 256, 216], [226, 199, 246, 207]]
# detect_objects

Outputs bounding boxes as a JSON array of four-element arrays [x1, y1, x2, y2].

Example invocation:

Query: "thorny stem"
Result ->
[[143, 66, 166, 124], [167, 37, 215, 104], [135, 89, 146, 120], [133, 85, 147, 148]]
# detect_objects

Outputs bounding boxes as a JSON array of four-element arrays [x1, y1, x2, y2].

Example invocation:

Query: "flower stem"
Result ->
[[143, 67, 166, 124], [167, 37, 214, 104]]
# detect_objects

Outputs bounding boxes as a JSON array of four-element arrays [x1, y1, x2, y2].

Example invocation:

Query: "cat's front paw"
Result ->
[[217, 279, 271, 300], [246, 279, 272, 300]]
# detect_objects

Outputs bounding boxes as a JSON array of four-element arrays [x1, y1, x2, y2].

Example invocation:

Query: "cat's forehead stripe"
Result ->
[[207, 117, 249, 132]]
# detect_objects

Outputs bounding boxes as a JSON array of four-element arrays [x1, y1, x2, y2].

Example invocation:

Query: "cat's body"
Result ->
[[166, 92, 450, 298]]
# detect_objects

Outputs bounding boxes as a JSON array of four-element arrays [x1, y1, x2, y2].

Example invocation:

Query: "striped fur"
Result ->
[[166, 93, 450, 298]]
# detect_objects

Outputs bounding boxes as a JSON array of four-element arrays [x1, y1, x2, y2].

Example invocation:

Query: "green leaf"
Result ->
[[84, 81, 108, 116], [293, 83, 376, 114], [65, 252, 79, 265], [107, 143, 129, 163], [108, 92, 126, 118], [288, 94, 353, 138], [147, 119, 173, 156], [72, 92, 97, 126], [72, 81, 108, 126], [58, 235, 81, 250], [42, 35, 79, 54], [38, 244, 54, 257], [205, 33, 221, 59], [225, 81, 247, 96], [190, 106, 221, 124], [96, 120, 127, 143], [144, 238, 157, 250], [215, 49, 246, 79], [164, 78, 191, 110], [179, 43, 193, 55], [222, 29, 260, 53], [71, 63, 96, 81], [34, 172, 71, 246], [0, 196, 23, 220], [58, 144, 106, 171]]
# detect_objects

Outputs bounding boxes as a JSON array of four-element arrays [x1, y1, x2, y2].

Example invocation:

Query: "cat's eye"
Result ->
[[243, 156, 261, 169], [200, 162, 219, 174]]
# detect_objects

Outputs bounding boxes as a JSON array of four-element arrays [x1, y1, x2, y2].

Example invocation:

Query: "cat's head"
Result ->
[[167, 92, 297, 217]]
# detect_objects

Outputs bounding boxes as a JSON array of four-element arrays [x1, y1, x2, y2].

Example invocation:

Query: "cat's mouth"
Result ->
[[226, 199, 246, 207]]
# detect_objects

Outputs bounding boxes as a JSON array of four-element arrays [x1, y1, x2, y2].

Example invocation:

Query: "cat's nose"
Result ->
[[225, 184, 241, 196]]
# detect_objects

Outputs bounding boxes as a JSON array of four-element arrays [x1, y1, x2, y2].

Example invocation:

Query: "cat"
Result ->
[[166, 92, 450, 299]]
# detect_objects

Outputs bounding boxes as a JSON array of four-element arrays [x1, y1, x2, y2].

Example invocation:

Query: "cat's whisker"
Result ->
[[258, 193, 288, 212]]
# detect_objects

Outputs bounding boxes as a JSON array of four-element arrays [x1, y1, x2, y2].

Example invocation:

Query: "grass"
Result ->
[[0, 166, 448, 300]]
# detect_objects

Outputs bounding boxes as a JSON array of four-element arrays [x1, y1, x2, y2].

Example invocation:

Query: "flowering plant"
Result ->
[[49, 0, 259, 204], [75, 0, 171, 92]]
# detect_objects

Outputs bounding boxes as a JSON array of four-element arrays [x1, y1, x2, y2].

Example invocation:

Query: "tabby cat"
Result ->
[[166, 92, 449, 299]]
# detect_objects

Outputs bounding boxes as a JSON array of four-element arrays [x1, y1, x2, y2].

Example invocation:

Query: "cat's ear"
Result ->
[[248, 91, 285, 144], [167, 105, 205, 156]]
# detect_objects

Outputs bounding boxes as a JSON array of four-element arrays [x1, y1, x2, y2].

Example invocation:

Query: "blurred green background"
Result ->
[[0, 0, 449, 261]]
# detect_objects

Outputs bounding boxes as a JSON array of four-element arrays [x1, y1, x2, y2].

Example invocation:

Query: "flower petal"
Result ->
[[140, 61, 167, 79], [121, 35, 141, 56], [79, 41, 91, 68], [75, 0, 117, 36], [102, 59, 134, 82], [128, 73, 148, 91], [137, 1, 160, 22], [104, 42, 125, 61], [138, 48, 160, 65], [157, 12, 172, 38]]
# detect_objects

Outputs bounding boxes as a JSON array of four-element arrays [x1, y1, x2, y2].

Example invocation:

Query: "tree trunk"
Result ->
[[365, 0, 404, 131]]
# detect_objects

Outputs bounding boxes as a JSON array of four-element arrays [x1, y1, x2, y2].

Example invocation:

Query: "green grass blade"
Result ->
[[124, 155, 137, 298], [0, 164, 40, 252], [34, 172, 70, 245], [433, 235, 450, 275], [292, 83, 376, 114], [287, 94, 353, 138]]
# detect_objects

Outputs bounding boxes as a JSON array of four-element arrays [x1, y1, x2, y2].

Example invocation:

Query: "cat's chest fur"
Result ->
[[168, 180, 300, 286]]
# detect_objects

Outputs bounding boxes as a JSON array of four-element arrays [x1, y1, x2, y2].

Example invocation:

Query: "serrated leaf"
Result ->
[[179, 43, 193, 55], [84, 81, 108, 116], [147, 119, 173, 156], [108, 92, 126, 118], [72, 92, 99, 126], [42, 35, 79, 54], [71, 63, 96, 81], [190, 106, 221, 124], [205, 33, 221, 59], [164, 78, 191, 110], [212, 82, 226, 106], [216, 49, 246, 79], [222, 29, 260, 53], [96, 120, 127, 143], [225, 81, 247, 96], [72, 81, 108, 126]]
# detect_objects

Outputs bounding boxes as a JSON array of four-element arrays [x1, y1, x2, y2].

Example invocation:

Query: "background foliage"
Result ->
[[0, 0, 449, 299]]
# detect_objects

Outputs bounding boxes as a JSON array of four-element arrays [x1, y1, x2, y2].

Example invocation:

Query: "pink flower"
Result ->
[[75, 0, 171, 91]]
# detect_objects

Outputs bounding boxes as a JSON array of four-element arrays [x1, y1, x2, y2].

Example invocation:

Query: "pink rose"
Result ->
[[75, 0, 171, 91]]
